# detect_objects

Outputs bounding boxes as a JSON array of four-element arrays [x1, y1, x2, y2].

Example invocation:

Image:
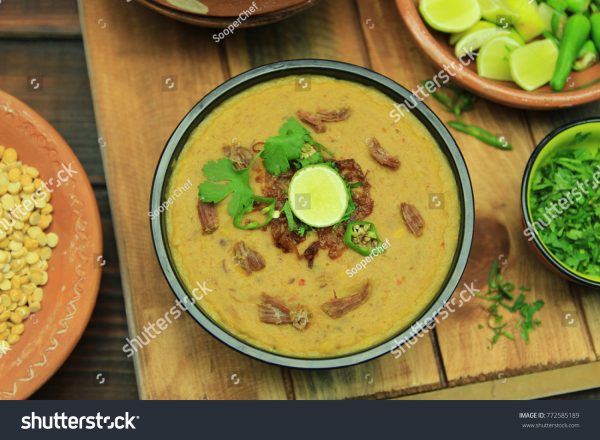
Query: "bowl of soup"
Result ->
[[150, 60, 474, 368]]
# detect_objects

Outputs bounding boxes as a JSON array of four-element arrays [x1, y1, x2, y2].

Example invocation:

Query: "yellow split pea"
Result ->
[[0, 146, 58, 350]]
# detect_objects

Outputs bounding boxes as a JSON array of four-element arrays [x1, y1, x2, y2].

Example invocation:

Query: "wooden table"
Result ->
[[0, 0, 597, 400]]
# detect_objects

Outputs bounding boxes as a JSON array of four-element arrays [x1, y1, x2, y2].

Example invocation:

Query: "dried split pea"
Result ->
[[0, 147, 57, 352]]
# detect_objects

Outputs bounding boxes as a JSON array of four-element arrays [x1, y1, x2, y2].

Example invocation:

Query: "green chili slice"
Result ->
[[448, 121, 513, 150], [344, 221, 383, 256], [233, 195, 276, 230]]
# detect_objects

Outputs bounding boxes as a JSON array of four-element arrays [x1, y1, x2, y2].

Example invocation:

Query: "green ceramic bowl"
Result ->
[[521, 118, 600, 288]]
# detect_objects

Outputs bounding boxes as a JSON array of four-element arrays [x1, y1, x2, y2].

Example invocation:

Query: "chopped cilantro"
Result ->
[[529, 141, 600, 278]]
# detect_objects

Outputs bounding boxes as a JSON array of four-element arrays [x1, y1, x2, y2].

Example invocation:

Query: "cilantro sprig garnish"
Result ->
[[198, 158, 275, 230], [260, 117, 327, 175], [478, 260, 544, 346]]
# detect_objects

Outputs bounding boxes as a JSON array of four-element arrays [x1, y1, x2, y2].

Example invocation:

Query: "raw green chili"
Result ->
[[344, 221, 382, 256], [233, 195, 276, 230], [574, 39, 599, 69], [448, 121, 513, 150], [591, 13, 600, 50], [551, 14, 592, 91]]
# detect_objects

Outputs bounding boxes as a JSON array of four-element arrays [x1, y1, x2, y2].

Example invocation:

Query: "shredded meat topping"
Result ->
[[258, 294, 309, 330], [258, 295, 292, 324], [223, 145, 253, 170], [316, 107, 351, 122], [368, 138, 400, 169], [321, 282, 371, 319], [270, 217, 304, 256], [297, 107, 351, 133], [296, 110, 325, 133], [401, 203, 425, 237], [233, 241, 266, 274], [303, 241, 320, 268], [197, 201, 218, 234], [317, 226, 346, 259]]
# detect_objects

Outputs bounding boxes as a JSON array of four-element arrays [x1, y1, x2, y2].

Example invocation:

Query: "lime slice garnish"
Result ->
[[500, 0, 546, 41], [288, 165, 349, 228], [509, 39, 558, 91], [454, 22, 510, 58], [419, 0, 481, 33], [477, 35, 523, 81]]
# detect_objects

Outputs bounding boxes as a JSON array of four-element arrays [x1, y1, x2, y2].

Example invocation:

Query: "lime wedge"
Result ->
[[500, 0, 546, 41], [288, 165, 349, 228], [510, 39, 559, 91], [450, 20, 496, 45], [537, 2, 555, 33], [477, 35, 523, 81], [454, 22, 510, 58], [478, 0, 518, 24], [419, 0, 481, 33]]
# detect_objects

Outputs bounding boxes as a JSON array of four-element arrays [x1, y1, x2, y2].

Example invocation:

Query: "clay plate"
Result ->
[[136, 0, 320, 28], [0, 90, 102, 400], [396, 0, 600, 109]]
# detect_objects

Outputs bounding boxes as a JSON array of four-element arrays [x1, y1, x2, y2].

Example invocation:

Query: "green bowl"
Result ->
[[521, 118, 600, 288]]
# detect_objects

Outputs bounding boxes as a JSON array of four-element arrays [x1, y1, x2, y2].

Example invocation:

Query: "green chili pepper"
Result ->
[[344, 221, 382, 256], [448, 121, 512, 150], [233, 195, 276, 230], [566, 0, 591, 13], [574, 39, 599, 69], [452, 92, 476, 117], [420, 81, 455, 112], [551, 14, 592, 91], [591, 13, 600, 50]]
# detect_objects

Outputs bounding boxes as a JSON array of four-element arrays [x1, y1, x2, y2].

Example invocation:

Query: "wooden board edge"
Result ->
[[397, 361, 600, 400], [76, 0, 143, 399]]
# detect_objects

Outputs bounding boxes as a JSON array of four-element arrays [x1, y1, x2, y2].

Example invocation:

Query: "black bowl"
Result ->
[[521, 118, 600, 289], [150, 59, 474, 369]]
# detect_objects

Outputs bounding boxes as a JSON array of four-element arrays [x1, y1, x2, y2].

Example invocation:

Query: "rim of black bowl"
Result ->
[[521, 117, 600, 289], [150, 59, 475, 369]]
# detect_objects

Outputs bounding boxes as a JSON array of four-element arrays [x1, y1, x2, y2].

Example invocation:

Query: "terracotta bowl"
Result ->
[[0, 90, 102, 400], [396, 0, 600, 109], [136, 0, 320, 28]]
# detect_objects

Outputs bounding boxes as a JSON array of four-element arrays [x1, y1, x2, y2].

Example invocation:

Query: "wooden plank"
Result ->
[[356, 0, 595, 385], [0, 39, 104, 183], [401, 361, 600, 400], [79, 0, 288, 400], [224, 0, 443, 400], [527, 101, 600, 359], [0, 0, 80, 38]]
